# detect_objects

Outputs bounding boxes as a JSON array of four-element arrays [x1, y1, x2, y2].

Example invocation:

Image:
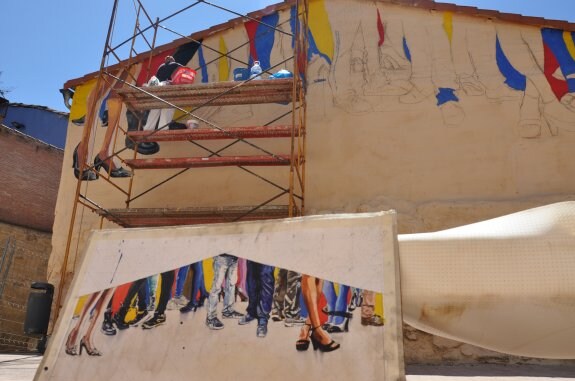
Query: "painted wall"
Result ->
[[3, 105, 68, 148], [48, 0, 575, 363]]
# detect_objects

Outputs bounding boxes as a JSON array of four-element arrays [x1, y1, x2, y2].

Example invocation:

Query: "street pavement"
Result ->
[[1, 354, 573, 381]]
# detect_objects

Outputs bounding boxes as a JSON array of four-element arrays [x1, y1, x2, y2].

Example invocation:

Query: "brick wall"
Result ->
[[0, 125, 62, 352], [0, 222, 51, 352], [0, 125, 63, 232]]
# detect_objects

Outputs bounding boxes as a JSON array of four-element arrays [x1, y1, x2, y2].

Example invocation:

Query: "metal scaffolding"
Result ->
[[56, 0, 308, 321]]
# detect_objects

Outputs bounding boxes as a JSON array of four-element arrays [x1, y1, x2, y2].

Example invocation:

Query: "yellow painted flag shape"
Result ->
[[308, 0, 334, 63]]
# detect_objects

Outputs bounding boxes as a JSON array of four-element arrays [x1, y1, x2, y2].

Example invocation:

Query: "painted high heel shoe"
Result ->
[[309, 326, 340, 352], [295, 323, 312, 351], [65, 330, 79, 355], [180, 301, 199, 313], [79, 338, 102, 356], [73, 144, 98, 181], [65, 343, 79, 356], [94, 154, 131, 178], [197, 292, 208, 307]]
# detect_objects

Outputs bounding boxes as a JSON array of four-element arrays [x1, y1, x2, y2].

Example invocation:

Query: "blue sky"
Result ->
[[0, 0, 573, 112]]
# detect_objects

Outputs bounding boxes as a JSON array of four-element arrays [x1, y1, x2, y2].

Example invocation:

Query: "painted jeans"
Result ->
[[207, 254, 239, 319], [246, 261, 275, 324]]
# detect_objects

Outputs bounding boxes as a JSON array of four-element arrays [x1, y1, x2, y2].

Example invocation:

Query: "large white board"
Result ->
[[36, 212, 404, 381]]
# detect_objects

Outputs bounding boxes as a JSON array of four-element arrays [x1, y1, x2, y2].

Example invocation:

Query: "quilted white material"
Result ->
[[399, 201, 575, 359]]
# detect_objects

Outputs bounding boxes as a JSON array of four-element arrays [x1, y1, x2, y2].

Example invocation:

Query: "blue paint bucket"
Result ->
[[233, 68, 249, 81]]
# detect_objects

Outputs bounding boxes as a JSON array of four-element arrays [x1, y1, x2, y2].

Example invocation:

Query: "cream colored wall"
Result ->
[[48, 0, 575, 362], [309, 1, 575, 208]]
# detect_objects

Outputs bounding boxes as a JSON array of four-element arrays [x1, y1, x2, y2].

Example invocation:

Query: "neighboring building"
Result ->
[[50, 0, 575, 365], [0, 116, 65, 351], [0, 97, 8, 125], [2, 104, 68, 148]]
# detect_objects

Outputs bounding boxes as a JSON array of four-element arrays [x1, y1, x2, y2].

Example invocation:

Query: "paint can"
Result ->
[[233, 68, 249, 81]]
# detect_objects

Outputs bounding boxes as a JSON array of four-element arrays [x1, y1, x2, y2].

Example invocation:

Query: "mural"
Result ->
[[63, 260, 384, 358], [68, 42, 201, 181], [66, 0, 575, 185], [61, 0, 575, 201], [323, 3, 575, 135]]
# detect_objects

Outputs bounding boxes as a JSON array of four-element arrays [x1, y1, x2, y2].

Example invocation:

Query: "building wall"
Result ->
[[0, 222, 51, 352], [49, 0, 575, 363], [0, 125, 63, 352], [3, 104, 68, 149], [0, 126, 63, 232]]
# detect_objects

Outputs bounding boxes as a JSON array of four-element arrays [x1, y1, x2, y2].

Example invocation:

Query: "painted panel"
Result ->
[[37, 213, 400, 381]]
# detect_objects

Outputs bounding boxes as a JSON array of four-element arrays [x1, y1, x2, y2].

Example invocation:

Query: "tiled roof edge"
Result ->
[[8, 103, 69, 118]]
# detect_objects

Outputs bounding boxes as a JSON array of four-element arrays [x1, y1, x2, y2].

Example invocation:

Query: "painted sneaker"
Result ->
[[256, 323, 268, 338], [270, 310, 284, 322], [166, 298, 179, 311], [128, 310, 149, 326], [238, 314, 256, 325], [174, 295, 189, 307], [112, 313, 130, 331], [361, 315, 384, 327], [284, 317, 306, 327], [222, 309, 244, 319], [101, 310, 117, 336], [142, 313, 166, 329], [206, 317, 224, 330]]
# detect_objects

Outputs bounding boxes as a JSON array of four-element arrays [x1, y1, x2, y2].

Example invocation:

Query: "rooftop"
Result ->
[[6, 103, 69, 118]]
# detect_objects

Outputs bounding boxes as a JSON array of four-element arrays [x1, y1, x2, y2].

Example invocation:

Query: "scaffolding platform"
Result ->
[[115, 78, 298, 111], [96, 205, 290, 227]]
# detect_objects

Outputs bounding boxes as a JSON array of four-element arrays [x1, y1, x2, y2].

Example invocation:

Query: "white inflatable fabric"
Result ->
[[399, 201, 575, 359]]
